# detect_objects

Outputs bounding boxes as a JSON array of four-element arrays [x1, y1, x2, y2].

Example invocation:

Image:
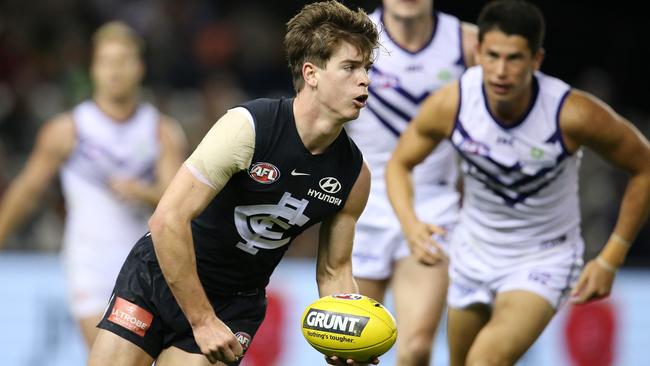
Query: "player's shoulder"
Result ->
[[157, 113, 188, 147], [413, 80, 460, 137], [560, 89, 607, 127], [42, 112, 75, 138], [239, 97, 293, 132], [430, 80, 461, 111], [157, 112, 184, 132], [240, 97, 283, 112], [34, 112, 76, 154], [460, 22, 478, 67], [559, 88, 622, 151]]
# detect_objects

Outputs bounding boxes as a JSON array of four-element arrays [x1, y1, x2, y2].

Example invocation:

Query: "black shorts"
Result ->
[[98, 234, 267, 365]]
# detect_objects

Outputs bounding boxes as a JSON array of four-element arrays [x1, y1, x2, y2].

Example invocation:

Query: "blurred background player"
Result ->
[[386, 0, 650, 365], [0, 21, 187, 348], [345, 0, 476, 364], [87, 2, 380, 365]]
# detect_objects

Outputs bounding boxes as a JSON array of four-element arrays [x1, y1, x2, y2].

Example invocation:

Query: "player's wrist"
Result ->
[[600, 233, 631, 268], [609, 233, 631, 247], [595, 256, 618, 273]]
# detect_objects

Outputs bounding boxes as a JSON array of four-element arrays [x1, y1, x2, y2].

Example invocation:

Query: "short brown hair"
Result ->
[[284, 1, 378, 92], [92, 21, 144, 57]]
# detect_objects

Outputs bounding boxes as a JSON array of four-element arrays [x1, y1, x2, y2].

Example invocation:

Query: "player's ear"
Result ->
[[302, 62, 318, 88], [533, 48, 545, 71]]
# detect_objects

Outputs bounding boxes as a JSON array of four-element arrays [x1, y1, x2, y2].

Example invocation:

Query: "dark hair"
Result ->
[[284, 0, 379, 92], [477, 0, 545, 54]]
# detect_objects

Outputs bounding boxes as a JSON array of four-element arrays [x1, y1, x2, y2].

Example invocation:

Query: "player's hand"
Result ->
[[192, 316, 243, 364], [402, 220, 448, 266], [570, 258, 616, 304], [325, 355, 379, 365], [109, 178, 143, 201]]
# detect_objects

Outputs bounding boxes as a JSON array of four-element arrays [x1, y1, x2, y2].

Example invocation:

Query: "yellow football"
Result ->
[[301, 294, 397, 362]]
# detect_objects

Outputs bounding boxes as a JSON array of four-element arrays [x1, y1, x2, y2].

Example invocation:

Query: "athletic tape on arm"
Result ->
[[185, 108, 255, 191]]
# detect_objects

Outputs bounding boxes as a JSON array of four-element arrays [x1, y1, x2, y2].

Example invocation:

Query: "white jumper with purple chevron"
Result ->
[[347, 8, 466, 278], [59, 100, 160, 316], [453, 66, 581, 251]]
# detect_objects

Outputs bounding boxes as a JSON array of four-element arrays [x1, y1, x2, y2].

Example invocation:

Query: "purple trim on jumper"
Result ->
[[394, 86, 431, 104], [482, 76, 540, 129], [452, 80, 463, 140], [456, 21, 466, 67], [366, 104, 400, 137], [546, 89, 572, 162], [368, 86, 413, 122], [455, 122, 521, 173], [370, 66, 431, 105], [380, 9, 438, 55], [458, 152, 567, 206], [556, 240, 581, 308]]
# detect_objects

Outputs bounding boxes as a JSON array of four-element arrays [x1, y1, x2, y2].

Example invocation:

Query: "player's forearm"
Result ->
[[0, 179, 44, 246], [600, 171, 650, 267], [316, 266, 358, 297], [385, 158, 418, 226], [130, 182, 164, 207], [149, 215, 214, 326]]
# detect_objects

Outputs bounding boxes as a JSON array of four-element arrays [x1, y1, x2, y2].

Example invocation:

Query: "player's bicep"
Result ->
[[153, 166, 218, 225], [393, 83, 458, 169], [156, 115, 188, 187], [20, 115, 75, 186], [562, 91, 650, 174], [185, 108, 255, 192]]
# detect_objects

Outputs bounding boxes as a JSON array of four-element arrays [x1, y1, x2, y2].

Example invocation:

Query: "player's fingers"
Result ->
[[428, 241, 448, 261], [221, 347, 238, 363], [411, 243, 433, 264], [570, 272, 588, 297], [325, 355, 343, 365], [418, 250, 441, 266], [231, 339, 244, 356], [426, 223, 446, 235], [572, 279, 595, 304], [205, 351, 218, 364]]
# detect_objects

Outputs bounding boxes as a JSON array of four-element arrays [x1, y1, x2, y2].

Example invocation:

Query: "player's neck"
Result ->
[[293, 94, 344, 155], [488, 86, 534, 125], [93, 93, 139, 122], [383, 12, 433, 52]]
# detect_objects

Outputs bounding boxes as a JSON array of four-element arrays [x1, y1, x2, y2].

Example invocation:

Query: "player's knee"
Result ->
[[397, 334, 434, 365]]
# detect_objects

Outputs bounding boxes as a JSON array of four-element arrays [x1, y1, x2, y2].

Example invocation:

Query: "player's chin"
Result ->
[[347, 106, 363, 120]]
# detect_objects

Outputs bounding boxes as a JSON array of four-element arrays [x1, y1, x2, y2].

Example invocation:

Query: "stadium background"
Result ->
[[0, 0, 648, 365]]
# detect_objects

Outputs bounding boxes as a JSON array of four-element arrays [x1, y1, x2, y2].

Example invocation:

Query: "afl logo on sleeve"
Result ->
[[249, 162, 280, 184]]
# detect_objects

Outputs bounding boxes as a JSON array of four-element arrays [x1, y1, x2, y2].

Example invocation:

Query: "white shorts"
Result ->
[[447, 226, 584, 310], [62, 241, 134, 319], [352, 186, 458, 280]]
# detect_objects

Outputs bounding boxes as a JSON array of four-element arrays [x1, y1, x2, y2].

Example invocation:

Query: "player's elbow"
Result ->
[[386, 153, 414, 176], [148, 211, 166, 237], [148, 206, 181, 237]]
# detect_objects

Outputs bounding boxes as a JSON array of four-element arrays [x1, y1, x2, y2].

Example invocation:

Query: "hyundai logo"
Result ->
[[319, 177, 341, 194]]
